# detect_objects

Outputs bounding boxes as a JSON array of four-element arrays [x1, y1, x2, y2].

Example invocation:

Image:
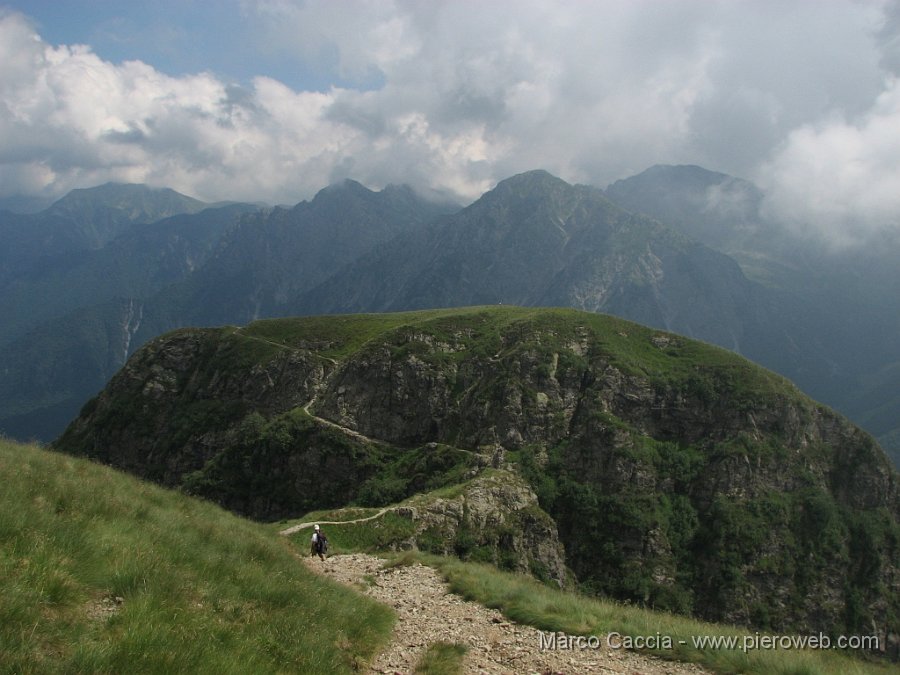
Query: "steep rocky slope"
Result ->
[[298, 171, 773, 354], [55, 306, 899, 651]]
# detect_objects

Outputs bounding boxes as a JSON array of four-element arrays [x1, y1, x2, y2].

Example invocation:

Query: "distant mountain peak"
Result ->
[[46, 182, 207, 220], [317, 178, 373, 195], [612, 164, 735, 191], [606, 164, 763, 224], [645, 163, 726, 176], [31, 183, 211, 250], [49, 182, 202, 209], [492, 169, 571, 192]]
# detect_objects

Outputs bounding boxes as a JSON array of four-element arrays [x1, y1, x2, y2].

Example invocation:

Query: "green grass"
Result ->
[[417, 554, 892, 675], [238, 306, 512, 361], [413, 642, 468, 675], [281, 501, 893, 673], [236, 305, 800, 404], [0, 439, 394, 674], [285, 512, 417, 554]]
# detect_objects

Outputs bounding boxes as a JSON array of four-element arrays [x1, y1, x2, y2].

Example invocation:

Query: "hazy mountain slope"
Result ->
[[55, 306, 900, 649], [604, 164, 798, 286], [0, 299, 149, 442], [0, 183, 208, 285], [0, 203, 257, 442], [809, 234, 900, 455], [0, 193, 52, 213], [297, 172, 592, 311], [605, 164, 900, 464], [148, 181, 457, 330], [0, 203, 254, 346]]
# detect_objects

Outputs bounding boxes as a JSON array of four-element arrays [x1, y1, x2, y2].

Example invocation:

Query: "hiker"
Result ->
[[311, 524, 328, 561]]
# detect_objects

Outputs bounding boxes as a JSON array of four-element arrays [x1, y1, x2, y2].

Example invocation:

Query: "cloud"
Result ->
[[759, 75, 900, 245], [0, 10, 356, 203], [249, 0, 723, 194], [752, 0, 900, 245], [2, 0, 900, 241]]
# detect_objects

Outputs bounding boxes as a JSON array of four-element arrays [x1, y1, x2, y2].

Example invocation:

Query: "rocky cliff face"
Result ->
[[398, 469, 568, 586], [55, 307, 899, 653]]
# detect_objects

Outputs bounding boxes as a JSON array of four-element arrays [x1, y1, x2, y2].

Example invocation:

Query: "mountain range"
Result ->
[[0, 168, 897, 469]]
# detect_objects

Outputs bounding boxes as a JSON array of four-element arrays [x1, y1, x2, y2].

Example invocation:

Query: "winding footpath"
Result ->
[[278, 509, 392, 536], [303, 553, 709, 675], [234, 325, 385, 445], [255, 323, 709, 672]]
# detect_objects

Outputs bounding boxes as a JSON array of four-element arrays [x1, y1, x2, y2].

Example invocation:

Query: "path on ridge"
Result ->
[[235, 324, 488, 460], [247, 321, 709, 672], [304, 553, 709, 675], [232, 325, 339, 365], [234, 325, 383, 445], [278, 509, 392, 536]]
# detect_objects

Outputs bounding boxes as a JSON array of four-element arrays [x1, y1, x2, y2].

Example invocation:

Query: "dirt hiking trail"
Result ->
[[303, 553, 709, 675], [278, 509, 391, 536]]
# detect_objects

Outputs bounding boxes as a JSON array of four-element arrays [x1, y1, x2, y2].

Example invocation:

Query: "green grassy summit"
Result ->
[[55, 305, 900, 653]]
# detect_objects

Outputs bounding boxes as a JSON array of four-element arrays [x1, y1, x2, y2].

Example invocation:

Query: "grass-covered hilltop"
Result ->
[[55, 306, 900, 654]]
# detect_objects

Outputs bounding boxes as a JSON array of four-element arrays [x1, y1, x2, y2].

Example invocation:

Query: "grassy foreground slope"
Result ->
[[0, 439, 393, 674], [281, 508, 894, 675]]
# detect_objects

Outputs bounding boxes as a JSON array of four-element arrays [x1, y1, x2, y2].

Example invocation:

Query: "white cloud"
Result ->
[[242, 0, 900, 218], [759, 75, 900, 245], [0, 10, 356, 203], [0, 3, 719, 204], [248, 0, 724, 193], [2, 0, 900, 241]]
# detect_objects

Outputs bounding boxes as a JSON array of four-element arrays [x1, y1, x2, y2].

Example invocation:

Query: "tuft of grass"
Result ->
[[0, 439, 394, 674], [381, 551, 420, 570], [414, 642, 468, 675]]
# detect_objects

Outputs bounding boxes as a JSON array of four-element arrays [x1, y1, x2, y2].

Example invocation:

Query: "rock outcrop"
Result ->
[[396, 469, 568, 586]]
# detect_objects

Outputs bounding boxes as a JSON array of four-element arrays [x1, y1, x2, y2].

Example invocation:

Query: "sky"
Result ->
[[1, 0, 899, 243]]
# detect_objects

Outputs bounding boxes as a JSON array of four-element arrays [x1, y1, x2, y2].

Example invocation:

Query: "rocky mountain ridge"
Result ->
[[54, 306, 899, 652], [0, 180, 451, 441], [3, 169, 898, 472]]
